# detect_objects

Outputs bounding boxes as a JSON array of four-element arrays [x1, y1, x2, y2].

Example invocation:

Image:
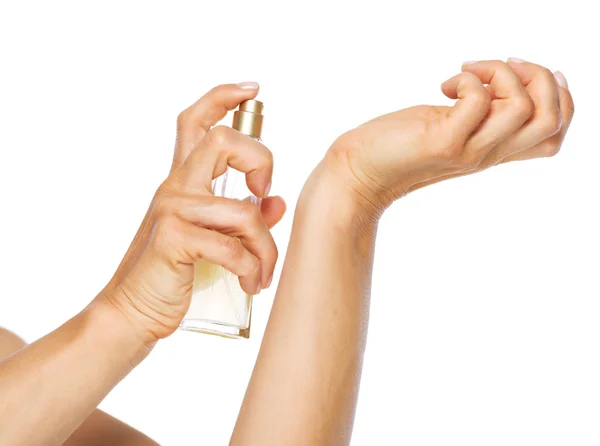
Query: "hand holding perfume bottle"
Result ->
[[182, 99, 269, 338], [103, 83, 286, 346]]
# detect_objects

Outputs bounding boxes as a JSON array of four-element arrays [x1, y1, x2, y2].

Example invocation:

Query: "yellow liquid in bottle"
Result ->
[[180, 259, 252, 338]]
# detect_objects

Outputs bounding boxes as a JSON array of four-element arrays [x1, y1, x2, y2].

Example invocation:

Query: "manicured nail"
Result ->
[[507, 57, 527, 64], [462, 61, 479, 66], [264, 181, 272, 197], [266, 275, 273, 288], [255, 283, 262, 295], [237, 81, 259, 90], [554, 71, 568, 89]]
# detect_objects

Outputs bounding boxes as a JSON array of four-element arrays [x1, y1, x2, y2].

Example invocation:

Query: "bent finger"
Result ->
[[172, 82, 259, 171], [169, 125, 273, 198], [175, 195, 279, 288], [502, 72, 574, 162], [441, 71, 491, 142]]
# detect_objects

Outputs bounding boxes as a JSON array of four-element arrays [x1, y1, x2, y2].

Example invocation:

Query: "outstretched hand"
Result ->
[[325, 59, 574, 214]]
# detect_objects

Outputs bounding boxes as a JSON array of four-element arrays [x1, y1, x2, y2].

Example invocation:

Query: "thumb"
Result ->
[[260, 196, 286, 229]]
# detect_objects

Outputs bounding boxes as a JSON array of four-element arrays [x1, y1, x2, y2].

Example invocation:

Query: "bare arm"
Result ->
[[232, 165, 377, 445], [0, 302, 150, 445], [64, 410, 157, 446], [231, 59, 574, 445], [0, 328, 156, 446], [0, 82, 284, 445]]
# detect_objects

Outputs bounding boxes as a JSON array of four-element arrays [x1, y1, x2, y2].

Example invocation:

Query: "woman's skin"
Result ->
[[0, 81, 286, 445], [230, 59, 574, 445], [0, 328, 156, 445], [0, 59, 573, 445]]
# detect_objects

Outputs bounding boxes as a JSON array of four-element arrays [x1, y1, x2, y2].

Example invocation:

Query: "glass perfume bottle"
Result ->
[[179, 99, 264, 339]]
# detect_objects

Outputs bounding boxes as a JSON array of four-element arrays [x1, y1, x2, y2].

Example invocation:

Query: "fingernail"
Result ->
[[266, 275, 273, 288], [264, 181, 272, 197], [255, 283, 262, 295], [554, 71, 569, 89], [237, 81, 259, 90], [462, 61, 479, 66], [507, 57, 527, 64]]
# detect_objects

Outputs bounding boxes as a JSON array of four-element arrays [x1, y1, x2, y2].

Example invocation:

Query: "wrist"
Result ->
[[91, 291, 156, 363], [298, 161, 380, 238], [305, 154, 384, 224], [322, 137, 400, 218]]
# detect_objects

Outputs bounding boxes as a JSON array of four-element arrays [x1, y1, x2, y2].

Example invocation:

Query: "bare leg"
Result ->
[[0, 328, 157, 446]]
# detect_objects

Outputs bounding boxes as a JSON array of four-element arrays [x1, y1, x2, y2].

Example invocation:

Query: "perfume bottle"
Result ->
[[180, 99, 264, 339]]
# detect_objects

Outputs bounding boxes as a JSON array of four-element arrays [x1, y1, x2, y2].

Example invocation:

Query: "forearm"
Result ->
[[232, 162, 378, 445], [0, 297, 150, 445], [65, 410, 158, 446]]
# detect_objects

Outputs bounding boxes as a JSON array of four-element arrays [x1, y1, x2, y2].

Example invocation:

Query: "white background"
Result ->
[[0, 1, 598, 444]]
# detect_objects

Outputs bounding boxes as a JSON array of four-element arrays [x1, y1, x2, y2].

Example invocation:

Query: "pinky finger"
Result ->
[[502, 71, 574, 162]]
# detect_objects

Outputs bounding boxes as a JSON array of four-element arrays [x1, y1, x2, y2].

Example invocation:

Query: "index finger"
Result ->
[[169, 125, 273, 198], [441, 71, 491, 142], [172, 82, 260, 171]]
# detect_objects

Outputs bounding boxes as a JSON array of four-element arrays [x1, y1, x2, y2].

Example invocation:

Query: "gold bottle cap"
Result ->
[[232, 99, 263, 139]]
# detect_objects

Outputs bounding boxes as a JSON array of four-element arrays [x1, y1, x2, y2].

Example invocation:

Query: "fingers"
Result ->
[[506, 58, 561, 143], [151, 215, 262, 296], [169, 125, 273, 197], [441, 71, 491, 142], [502, 71, 574, 162], [463, 60, 530, 99], [172, 82, 260, 171], [461, 60, 534, 151], [173, 195, 280, 288], [487, 60, 571, 165]]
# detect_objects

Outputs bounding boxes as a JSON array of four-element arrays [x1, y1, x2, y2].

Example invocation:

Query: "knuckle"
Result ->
[[457, 71, 484, 90], [432, 135, 483, 170], [489, 59, 508, 69], [538, 112, 562, 137], [263, 148, 274, 165], [413, 105, 443, 121], [242, 256, 261, 279], [238, 202, 261, 226], [207, 84, 226, 97], [460, 71, 479, 81], [176, 109, 192, 128], [152, 194, 173, 218], [205, 125, 232, 147], [539, 67, 555, 83], [511, 95, 535, 120], [472, 88, 492, 111], [430, 139, 465, 162], [222, 236, 243, 258], [153, 214, 182, 245], [542, 142, 561, 158]]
